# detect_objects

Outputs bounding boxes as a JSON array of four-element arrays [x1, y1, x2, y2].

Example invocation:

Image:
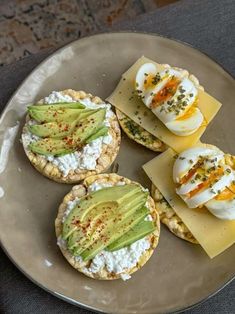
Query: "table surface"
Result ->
[[0, 0, 235, 313]]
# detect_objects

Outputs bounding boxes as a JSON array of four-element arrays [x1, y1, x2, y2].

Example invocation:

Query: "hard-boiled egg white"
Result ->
[[182, 168, 235, 208], [206, 198, 235, 220], [173, 146, 224, 183], [152, 77, 198, 124], [135, 63, 158, 105], [173, 145, 235, 220], [135, 62, 204, 136], [165, 107, 204, 136]]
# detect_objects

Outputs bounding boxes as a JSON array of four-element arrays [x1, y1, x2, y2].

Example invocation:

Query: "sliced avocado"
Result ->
[[28, 102, 85, 111], [76, 109, 100, 121], [62, 184, 144, 239], [67, 192, 147, 254], [62, 184, 149, 260], [67, 201, 116, 252], [29, 138, 74, 156], [107, 220, 156, 252], [72, 108, 106, 138], [28, 109, 107, 156], [28, 108, 100, 138], [85, 126, 109, 143], [80, 206, 149, 261], [28, 107, 100, 123], [28, 120, 77, 138], [28, 107, 83, 123]]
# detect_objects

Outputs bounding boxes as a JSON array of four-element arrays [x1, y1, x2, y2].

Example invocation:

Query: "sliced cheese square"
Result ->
[[107, 56, 222, 152], [143, 148, 235, 258]]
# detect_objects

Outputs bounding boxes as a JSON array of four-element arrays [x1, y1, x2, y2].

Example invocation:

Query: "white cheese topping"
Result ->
[[87, 180, 125, 193], [44, 91, 74, 104], [57, 236, 67, 250], [22, 91, 113, 176], [88, 237, 150, 275], [62, 197, 80, 222], [60, 181, 152, 280], [144, 214, 153, 221]]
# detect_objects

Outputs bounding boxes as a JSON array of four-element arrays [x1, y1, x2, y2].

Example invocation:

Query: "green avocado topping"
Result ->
[[27, 102, 108, 156], [62, 184, 156, 260]]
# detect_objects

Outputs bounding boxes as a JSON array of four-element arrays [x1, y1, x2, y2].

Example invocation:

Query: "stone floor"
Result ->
[[0, 0, 178, 65]]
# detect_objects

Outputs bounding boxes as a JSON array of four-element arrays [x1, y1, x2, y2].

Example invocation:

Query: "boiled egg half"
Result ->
[[173, 145, 235, 220], [135, 63, 204, 136]]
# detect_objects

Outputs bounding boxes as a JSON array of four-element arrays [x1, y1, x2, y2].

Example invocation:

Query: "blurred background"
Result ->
[[0, 0, 178, 66]]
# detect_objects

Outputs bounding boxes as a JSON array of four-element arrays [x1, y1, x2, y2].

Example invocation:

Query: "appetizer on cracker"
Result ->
[[173, 145, 235, 220], [107, 56, 221, 152], [135, 62, 204, 136], [55, 173, 160, 280], [21, 90, 121, 183], [143, 144, 235, 258]]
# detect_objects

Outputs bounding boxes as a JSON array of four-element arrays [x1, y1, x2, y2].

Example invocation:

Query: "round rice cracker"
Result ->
[[151, 151, 235, 244], [55, 173, 160, 280], [22, 89, 121, 184], [115, 65, 204, 152], [151, 184, 198, 244], [116, 109, 166, 152]]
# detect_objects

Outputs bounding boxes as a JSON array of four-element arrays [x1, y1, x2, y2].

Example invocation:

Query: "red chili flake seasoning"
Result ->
[[63, 136, 74, 146], [97, 219, 102, 226], [72, 219, 81, 226], [63, 125, 69, 131], [67, 138, 73, 146]]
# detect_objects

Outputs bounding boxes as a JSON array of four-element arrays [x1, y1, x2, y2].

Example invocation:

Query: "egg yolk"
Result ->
[[180, 161, 203, 185], [176, 104, 197, 121], [187, 168, 224, 198], [143, 74, 156, 89], [180, 167, 198, 185], [151, 77, 180, 108], [215, 184, 235, 200]]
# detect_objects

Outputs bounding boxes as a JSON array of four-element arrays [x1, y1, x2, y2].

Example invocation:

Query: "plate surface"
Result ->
[[0, 32, 235, 314]]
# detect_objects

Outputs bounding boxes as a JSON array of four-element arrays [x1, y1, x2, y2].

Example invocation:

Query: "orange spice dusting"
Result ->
[[215, 184, 235, 200], [143, 74, 156, 89], [151, 77, 180, 108], [188, 168, 224, 198], [180, 163, 201, 185], [176, 105, 197, 121]]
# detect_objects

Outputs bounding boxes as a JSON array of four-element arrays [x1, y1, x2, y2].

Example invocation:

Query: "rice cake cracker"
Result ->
[[21, 90, 121, 183], [151, 184, 198, 244], [151, 154, 235, 244], [55, 173, 160, 280], [114, 64, 204, 152], [116, 109, 166, 152]]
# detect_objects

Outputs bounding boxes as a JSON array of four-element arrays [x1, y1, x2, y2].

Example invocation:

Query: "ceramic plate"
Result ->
[[0, 32, 234, 314]]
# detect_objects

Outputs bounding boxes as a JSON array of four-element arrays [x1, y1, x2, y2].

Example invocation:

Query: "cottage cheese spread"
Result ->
[[62, 197, 80, 222], [87, 180, 125, 193], [59, 181, 151, 281], [87, 237, 150, 280], [22, 91, 113, 176]]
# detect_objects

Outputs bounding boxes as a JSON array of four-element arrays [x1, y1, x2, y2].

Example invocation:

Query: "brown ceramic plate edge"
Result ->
[[2, 241, 235, 314], [0, 32, 234, 314]]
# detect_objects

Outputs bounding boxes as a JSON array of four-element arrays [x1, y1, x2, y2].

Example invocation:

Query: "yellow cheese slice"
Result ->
[[143, 148, 235, 258], [107, 56, 222, 152]]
